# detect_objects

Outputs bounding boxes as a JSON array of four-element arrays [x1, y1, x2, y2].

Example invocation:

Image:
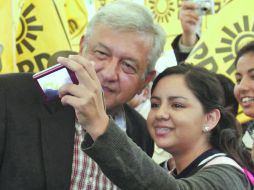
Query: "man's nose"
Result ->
[[101, 58, 119, 81]]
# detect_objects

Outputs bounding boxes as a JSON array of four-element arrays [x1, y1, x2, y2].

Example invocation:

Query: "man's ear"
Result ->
[[79, 35, 85, 54], [145, 70, 156, 83], [205, 109, 221, 131], [137, 70, 156, 94]]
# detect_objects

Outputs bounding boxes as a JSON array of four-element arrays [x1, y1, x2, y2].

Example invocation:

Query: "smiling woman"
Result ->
[[83, 64, 254, 190], [234, 41, 254, 164], [234, 41, 254, 118]]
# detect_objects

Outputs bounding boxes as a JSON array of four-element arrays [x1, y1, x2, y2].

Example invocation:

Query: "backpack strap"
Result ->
[[202, 155, 242, 171], [198, 153, 227, 167], [199, 154, 254, 187]]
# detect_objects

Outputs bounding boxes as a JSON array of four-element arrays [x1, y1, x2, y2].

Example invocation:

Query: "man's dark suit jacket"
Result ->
[[0, 73, 154, 190]]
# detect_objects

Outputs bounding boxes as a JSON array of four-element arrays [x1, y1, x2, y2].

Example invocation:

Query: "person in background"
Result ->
[[76, 63, 253, 189], [172, 0, 201, 64], [243, 120, 254, 160], [0, 1, 166, 189], [234, 41, 254, 163]]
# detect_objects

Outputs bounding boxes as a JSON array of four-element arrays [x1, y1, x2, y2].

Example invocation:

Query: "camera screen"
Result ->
[[37, 67, 73, 99]]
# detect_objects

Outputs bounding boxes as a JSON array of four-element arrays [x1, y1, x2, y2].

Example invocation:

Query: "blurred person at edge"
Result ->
[[172, 0, 201, 64], [0, 1, 166, 189], [234, 41, 254, 162]]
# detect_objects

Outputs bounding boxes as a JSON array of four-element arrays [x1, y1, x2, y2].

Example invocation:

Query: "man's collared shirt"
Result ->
[[70, 106, 126, 190]]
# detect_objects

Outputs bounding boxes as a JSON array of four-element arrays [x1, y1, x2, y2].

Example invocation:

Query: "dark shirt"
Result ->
[[172, 148, 221, 179]]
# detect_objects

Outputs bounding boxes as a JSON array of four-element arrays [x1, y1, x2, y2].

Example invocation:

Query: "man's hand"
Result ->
[[57, 55, 109, 140]]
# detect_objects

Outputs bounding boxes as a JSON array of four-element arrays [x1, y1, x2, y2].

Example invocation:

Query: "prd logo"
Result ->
[[215, 15, 254, 74], [145, 0, 175, 23], [16, 3, 43, 54]]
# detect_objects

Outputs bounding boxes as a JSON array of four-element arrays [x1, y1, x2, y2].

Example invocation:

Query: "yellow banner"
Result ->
[[0, 0, 15, 73], [187, 0, 254, 123], [15, 0, 72, 73], [64, 0, 88, 52], [144, 0, 182, 50]]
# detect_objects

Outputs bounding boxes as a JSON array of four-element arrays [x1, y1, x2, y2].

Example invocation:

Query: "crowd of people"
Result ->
[[0, 0, 253, 190]]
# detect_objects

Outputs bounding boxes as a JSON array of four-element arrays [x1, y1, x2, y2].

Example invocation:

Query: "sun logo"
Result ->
[[215, 15, 254, 75], [16, 3, 43, 55], [145, 0, 175, 23]]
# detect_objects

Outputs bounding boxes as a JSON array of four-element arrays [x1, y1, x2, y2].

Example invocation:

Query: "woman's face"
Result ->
[[147, 74, 208, 154], [234, 52, 254, 118]]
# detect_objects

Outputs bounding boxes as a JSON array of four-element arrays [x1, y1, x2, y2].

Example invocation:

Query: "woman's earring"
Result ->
[[202, 125, 210, 133]]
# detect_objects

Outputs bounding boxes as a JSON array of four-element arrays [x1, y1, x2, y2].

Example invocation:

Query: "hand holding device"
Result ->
[[33, 63, 78, 101], [192, 0, 215, 16]]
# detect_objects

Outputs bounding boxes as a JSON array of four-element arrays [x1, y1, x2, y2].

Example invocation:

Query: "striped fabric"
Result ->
[[70, 123, 120, 190]]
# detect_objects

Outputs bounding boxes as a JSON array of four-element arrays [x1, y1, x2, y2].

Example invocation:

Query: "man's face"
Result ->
[[82, 24, 153, 110]]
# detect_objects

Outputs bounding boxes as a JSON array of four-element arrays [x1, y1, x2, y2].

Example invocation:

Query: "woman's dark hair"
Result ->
[[216, 74, 239, 116], [151, 64, 254, 174], [234, 41, 254, 66]]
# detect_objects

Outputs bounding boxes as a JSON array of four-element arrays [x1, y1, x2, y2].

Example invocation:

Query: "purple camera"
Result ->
[[33, 63, 78, 101]]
